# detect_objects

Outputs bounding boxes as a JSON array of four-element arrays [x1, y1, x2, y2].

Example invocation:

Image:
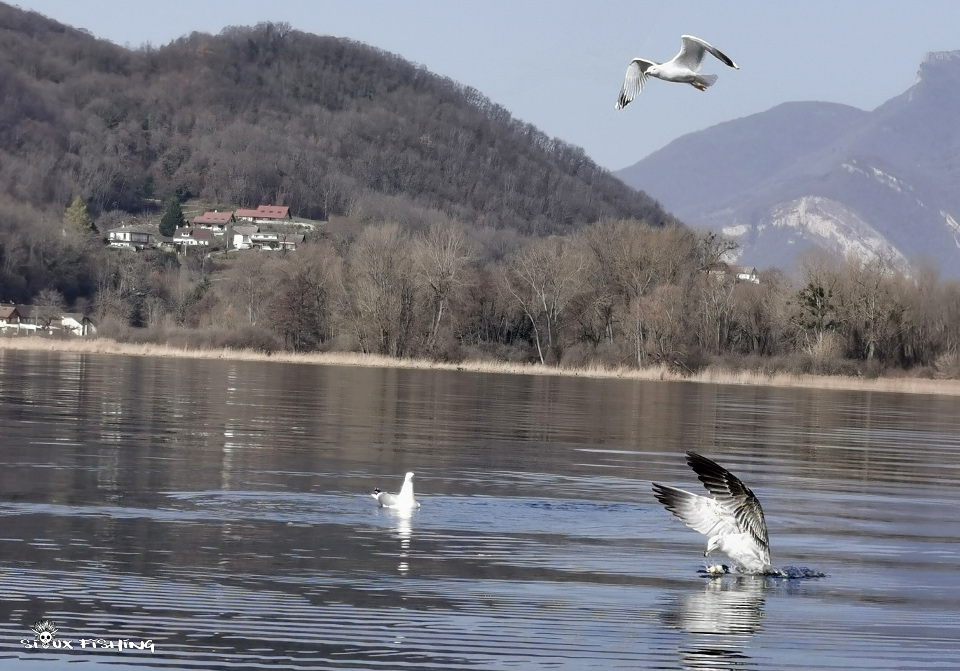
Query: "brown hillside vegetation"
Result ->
[[0, 4, 670, 229], [0, 2, 674, 307]]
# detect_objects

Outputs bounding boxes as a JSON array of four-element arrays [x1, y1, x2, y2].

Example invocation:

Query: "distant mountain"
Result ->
[[0, 3, 673, 235], [616, 50, 960, 277]]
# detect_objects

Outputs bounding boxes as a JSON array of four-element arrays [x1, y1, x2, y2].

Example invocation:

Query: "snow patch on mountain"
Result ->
[[943, 211, 960, 249], [841, 160, 910, 194], [721, 224, 750, 237], [768, 197, 909, 268]]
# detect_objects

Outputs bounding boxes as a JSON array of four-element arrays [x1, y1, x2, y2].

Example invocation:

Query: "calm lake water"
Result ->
[[0, 349, 958, 670]]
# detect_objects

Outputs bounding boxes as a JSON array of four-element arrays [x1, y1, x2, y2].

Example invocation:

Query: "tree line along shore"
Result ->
[[6, 216, 960, 392], [96, 219, 960, 374]]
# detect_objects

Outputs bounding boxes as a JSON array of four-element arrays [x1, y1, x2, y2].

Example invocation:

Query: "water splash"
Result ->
[[698, 565, 827, 579]]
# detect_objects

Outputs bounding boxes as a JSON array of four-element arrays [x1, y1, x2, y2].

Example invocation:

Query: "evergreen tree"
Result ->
[[160, 195, 185, 237], [63, 196, 94, 234], [797, 282, 839, 346]]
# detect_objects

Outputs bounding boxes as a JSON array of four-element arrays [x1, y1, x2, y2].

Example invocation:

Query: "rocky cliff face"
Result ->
[[616, 50, 960, 276]]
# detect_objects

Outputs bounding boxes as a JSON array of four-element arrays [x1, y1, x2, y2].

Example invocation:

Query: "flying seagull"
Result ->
[[652, 452, 770, 573], [616, 35, 739, 109], [371, 471, 420, 510]]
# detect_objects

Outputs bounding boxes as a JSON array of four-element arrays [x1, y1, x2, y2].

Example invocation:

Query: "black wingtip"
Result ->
[[715, 49, 738, 70], [651, 482, 685, 512], [685, 452, 741, 493], [686, 451, 723, 472]]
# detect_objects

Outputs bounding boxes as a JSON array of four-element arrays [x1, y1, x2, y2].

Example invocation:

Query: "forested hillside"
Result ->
[[0, 4, 668, 230]]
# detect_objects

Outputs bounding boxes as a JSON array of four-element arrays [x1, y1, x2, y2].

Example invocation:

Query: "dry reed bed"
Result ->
[[3, 336, 960, 396]]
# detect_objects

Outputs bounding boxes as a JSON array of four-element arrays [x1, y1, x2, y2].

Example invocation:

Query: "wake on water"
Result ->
[[699, 565, 827, 579]]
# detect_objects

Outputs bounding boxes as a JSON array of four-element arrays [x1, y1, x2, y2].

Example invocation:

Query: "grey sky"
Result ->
[[14, 0, 960, 171]]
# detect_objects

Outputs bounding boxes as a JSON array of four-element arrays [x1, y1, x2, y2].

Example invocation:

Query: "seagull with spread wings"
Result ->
[[652, 452, 771, 573], [616, 35, 739, 110]]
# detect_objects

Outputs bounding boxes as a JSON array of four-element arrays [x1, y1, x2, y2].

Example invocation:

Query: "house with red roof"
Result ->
[[234, 205, 292, 223], [192, 210, 234, 234]]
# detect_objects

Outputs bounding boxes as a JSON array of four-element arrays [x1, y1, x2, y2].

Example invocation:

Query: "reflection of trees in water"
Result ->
[[662, 576, 767, 671]]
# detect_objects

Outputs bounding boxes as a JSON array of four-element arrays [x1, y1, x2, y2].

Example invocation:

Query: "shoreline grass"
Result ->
[[3, 336, 960, 396]]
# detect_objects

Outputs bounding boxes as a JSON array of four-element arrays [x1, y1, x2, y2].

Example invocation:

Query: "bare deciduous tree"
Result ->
[[222, 252, 275, 327], [33, 288, 66, 328], [581, 221, 696, 365], [267, 243, 342, 352], [412, 222, 475, 351], [834, 255, 907, 362], [343, 224, 417, 357], [502, 236, 585, 364]]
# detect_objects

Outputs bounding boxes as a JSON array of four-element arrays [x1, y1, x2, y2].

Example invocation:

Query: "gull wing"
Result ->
[[375, 491, 399, 507], [686, 452, 769, 558], [616, 58, 656, 110], [675, 35, 739, 72], [652, 482, 741, 539]]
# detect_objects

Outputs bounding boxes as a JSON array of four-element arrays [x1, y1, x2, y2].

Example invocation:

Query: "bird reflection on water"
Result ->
[[662, 575, 767, 670], [391, 507, 414, 575]]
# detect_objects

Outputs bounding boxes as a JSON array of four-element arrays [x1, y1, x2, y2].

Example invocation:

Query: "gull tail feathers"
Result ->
[[691, 74, 718, 91]]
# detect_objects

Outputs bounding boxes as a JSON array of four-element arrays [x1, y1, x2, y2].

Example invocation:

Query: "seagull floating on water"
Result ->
[[652, 452, 770, 574], [616, 35, 738, 110], [371, 472, 420, 510]]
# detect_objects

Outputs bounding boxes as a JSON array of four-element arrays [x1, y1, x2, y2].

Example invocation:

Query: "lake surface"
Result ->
[[0, 349, 958, 670]]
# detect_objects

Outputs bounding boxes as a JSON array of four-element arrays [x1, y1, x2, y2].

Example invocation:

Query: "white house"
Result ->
[[60, 313, 98, 336], [250, 231, 303, 251], [107, 226, 155, 250], [231, 224, 259, 250], [1, 305, 97, 336], [173, 227, 214, 247], [735, 266, 760, 284]]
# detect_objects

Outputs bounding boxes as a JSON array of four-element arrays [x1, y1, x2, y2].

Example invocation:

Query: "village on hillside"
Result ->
[[1, 204, 322, 338], [106, 204, 314, 253]]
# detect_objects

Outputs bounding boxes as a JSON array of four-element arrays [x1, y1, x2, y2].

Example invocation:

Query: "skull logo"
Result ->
[[31, 620, 59, 648]]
